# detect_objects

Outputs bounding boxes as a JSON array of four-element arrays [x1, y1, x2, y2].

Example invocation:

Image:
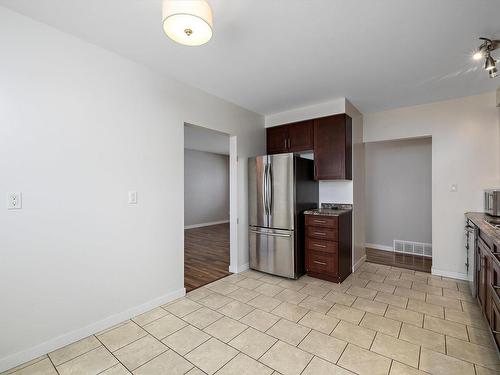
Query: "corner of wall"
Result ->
[[264, 98, 346, 127], [347, 100, 366, 267]]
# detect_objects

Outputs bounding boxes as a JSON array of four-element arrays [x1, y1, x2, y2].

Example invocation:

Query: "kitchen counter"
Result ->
[[465, 212, 500, 354], [304, 208, 352, 216], [304, 203, 352, 217], [466, 212, 500, 246]]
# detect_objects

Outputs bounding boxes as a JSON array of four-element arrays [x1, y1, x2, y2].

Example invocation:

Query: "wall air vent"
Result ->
[[393, 240, 432, 258]]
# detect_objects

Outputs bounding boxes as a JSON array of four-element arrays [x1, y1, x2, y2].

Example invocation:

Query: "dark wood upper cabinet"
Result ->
[[266, 125, 289, 154], [266, 120, 314, 155], [288, 120, 314, 152], [266, 114, 352, 180], [313, 114, 352, 180]]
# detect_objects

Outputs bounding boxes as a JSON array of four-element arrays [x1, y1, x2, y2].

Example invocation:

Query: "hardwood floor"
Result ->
[[365, 247, 432, 273], [184, 223, 231, 292]]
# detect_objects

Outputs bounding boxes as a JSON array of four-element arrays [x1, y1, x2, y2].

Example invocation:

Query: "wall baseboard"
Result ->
[[353, 255, 367, 271], [184, 220, 229, 229], [365, 243, 394, 252], [0, 288, 185, 373], [229, 263, 249, 274], [431, 268, 469, 281]]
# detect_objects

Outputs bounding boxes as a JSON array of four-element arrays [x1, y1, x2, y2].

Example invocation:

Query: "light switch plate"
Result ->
[[128, 191, 138, 204], [7, 192, 22, 209]]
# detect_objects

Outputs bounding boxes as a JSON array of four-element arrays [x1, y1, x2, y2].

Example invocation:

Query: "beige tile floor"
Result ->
[[3, 262, 500, 375]]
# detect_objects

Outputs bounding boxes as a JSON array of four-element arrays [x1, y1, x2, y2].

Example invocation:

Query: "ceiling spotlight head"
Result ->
[[490, 67, 498, 78], [484, 52, 496, 71], [162, 0, 213, 46], [473, 50, 484, 60], [473, 41, 488, 60]]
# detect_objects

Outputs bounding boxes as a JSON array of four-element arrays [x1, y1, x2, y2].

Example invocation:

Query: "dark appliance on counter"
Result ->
[[485, 189, 500, 217]]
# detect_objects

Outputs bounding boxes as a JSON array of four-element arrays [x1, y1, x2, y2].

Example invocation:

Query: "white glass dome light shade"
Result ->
[[162, 0, 213, 46]]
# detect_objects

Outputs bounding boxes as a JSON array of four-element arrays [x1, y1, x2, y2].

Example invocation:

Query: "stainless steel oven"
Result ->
[[485, 189, 500, 217]]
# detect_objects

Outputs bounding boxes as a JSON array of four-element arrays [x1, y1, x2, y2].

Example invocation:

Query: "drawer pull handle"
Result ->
[[313, 261, 327, 265], [313, 244, 326, 248], [494, 286, 500, 290], [493, 330, 500, 335], [314, 220, 327, 223], [314, 232, 326, 236]]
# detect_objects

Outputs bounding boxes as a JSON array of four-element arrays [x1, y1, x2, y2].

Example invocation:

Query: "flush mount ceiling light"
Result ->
[[472, 37, 499, 78], [162, 0, 213, 46]]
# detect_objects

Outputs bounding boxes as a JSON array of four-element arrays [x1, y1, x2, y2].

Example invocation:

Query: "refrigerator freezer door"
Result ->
[[248, 156, 269, 228], [268, 154, 295, 230], [249, 227, 295, 278]]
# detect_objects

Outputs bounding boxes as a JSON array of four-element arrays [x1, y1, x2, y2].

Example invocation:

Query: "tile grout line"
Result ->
[[9, 264, 483, 375], [93, 336, 132, 375], [45, 351, 61, 375]]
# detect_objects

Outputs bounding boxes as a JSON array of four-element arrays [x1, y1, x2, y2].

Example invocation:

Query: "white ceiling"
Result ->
[[184, 123, 229, 155], [1, 0, 499, 114]]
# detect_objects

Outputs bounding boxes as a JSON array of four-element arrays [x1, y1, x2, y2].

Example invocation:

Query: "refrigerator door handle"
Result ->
[[267, 162, 273, 214], [263, 163, 269, 218], [249, 229, 292, 238]]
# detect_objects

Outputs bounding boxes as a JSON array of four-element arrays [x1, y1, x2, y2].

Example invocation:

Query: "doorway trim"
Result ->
[[228, 135, 239, 273], [183, 123, 240, 279]]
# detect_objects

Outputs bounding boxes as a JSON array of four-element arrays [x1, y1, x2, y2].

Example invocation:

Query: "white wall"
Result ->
[[184, 149, 229, 227], [264, 98, 366, 268], [265, 98, 346, 127], [0, 7, 264, 371], [184, 124, 229, 155], [364, 92, 500, 279], [365, 138, 432, 248], [346, 100, 366, 268]]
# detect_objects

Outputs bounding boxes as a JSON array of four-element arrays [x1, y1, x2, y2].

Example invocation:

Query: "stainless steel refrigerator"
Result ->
[[248, 153, 318, 279]]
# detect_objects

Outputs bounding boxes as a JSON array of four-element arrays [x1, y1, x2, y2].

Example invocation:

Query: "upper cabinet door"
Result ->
[[288, 120, 314, 152], [314, 114, 352, 180], [266, 125, 289, 154]]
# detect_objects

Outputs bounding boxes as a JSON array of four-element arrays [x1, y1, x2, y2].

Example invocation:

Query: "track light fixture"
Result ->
[[490, 67, 498, 79], [473, 37, 499, 78]]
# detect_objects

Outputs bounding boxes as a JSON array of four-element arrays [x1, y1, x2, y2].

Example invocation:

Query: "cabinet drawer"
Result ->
[[306, 238, 337, 253], [307, 226, 338, 241], [305, 215, 338, 229], [307, 250, 338, 275]]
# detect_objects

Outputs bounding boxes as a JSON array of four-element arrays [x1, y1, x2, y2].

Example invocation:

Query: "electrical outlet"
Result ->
[[7, 192, 22, 209], [128, 191, 138, 204]]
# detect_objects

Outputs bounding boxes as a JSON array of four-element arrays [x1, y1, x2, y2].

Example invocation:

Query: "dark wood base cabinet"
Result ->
[[469, 214, 500, 352], [304, 212, 352, 283]]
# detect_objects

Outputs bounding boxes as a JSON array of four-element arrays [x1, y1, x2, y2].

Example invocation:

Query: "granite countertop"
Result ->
[[466, 212, 500, 246], [304, 208, 352, 217], [304, 203, 352, 217]]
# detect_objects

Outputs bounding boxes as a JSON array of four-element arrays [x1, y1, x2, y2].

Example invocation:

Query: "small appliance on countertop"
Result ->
[[484, 189, 500, 217]]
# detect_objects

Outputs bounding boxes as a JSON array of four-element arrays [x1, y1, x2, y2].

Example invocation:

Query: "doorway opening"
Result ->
[[184, 123, 237, 291], [364, 137, 432, 272]]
